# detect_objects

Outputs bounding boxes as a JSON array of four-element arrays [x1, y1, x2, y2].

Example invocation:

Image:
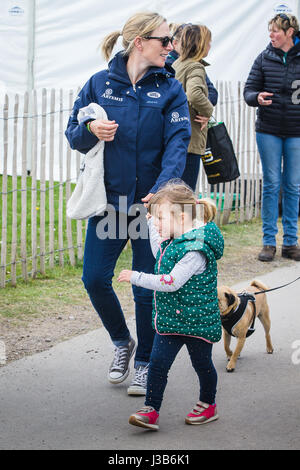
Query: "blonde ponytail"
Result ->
[[101, 12, 166, 61], [196, 198, 216, 223], [148, 180, 217, 225], [101, 30, 122, 62]]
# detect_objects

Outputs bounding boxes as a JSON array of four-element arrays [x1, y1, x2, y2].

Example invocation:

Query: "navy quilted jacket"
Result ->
[[244, 34, 300, 137]]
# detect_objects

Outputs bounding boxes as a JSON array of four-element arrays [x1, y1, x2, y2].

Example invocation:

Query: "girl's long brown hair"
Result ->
[[179, 24, 211, 62]]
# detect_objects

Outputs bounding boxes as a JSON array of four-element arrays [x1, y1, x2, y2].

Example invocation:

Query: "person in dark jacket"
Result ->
[[65, 12, 191, 395], [244, 13, 300, 262]]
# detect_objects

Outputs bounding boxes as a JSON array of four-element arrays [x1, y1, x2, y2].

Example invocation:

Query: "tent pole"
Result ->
[[26, 0, 36, 175]]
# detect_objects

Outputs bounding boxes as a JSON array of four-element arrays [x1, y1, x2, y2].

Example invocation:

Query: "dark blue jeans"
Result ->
[[82, 212, 155, 367], [181, 152, 201, 192], [145, 334, 218, 412]]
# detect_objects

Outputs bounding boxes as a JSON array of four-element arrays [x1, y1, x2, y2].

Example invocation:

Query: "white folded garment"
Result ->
[[67, 103, 107, 220]]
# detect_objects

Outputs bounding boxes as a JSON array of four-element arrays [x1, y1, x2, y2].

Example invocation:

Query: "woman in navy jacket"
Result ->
[[244, 13, 300, 262], [65, 12, 191, 395]]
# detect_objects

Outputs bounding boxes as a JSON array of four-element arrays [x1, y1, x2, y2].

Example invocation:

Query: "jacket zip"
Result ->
[[280, 58, 289, 133]]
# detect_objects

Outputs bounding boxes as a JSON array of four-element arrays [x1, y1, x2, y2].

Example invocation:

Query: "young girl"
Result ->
[[118, 181, 224, 430]]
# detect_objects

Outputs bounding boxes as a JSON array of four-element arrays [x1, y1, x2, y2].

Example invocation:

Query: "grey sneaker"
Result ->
[[108, 338, 136, 384], [127, 364, 149, 396]]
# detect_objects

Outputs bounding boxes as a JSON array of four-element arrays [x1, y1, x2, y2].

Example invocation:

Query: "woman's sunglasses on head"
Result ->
[[277, 13, 291, 26], [172, 22, 193, 39]]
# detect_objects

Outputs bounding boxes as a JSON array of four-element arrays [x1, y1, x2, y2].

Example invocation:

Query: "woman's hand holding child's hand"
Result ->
[[118, 269, 133, 283]]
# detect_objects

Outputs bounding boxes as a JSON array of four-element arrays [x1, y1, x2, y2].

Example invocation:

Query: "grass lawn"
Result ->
[[0, 174, 83, 282], [0, 174, 77, 244], [0, 215, 284, 320], [1, 172, 297, 322], [1, 213, 298, 364]]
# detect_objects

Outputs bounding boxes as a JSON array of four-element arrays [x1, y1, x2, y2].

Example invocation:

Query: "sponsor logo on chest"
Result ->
[[147, 92, 161, 99], [102, 88, 124, 102]]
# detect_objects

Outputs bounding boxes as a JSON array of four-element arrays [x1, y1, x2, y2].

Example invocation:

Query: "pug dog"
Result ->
[[217, 280, 273, 372]]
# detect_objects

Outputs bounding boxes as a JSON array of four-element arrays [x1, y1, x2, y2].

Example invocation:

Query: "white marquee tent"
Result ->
[[0, 0, 299, 179], [1, 0, 300, 95], [1, 0, 300, 283]]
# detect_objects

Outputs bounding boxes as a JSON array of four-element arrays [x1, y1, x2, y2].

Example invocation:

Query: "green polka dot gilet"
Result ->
[[153, 222, 224, 343]]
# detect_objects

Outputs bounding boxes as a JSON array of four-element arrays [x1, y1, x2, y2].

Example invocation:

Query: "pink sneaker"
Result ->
[[129, 406, 159, 431], [185, 401, 219, 425]]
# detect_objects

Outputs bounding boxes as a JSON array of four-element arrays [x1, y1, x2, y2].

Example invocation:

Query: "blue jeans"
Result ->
[[82, 213, 155, 367], [181, 152, 201, 192], [145, 334, 217, 412], [256, 132, 300, 246]]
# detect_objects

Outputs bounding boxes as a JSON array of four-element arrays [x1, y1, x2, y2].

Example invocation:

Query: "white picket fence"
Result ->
[[206, 80, 262, 226], [0, 81, 262, 287]]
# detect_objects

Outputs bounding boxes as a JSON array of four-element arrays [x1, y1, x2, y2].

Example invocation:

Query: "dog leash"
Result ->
[[253, 275, 300, 295]]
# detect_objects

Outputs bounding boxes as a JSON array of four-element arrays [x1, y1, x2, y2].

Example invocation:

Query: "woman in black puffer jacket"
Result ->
[[244, 13, 300, 262]]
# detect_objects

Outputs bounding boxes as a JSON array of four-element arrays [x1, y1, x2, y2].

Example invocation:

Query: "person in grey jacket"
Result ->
[[244, 13, 300, 262]]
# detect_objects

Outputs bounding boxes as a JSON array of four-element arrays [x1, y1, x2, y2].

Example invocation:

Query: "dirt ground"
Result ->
[[0, 246, 295, 366]]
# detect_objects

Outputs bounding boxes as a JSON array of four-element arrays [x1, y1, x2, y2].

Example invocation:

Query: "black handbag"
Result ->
[[201, 120, 240, 185]]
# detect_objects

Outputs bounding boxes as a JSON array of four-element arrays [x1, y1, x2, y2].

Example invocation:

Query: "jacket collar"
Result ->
[[172, 57, 210, 69], [173, 224, 206, 244], [107, 51, 174, 85], [167, 50, 179, 61]]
